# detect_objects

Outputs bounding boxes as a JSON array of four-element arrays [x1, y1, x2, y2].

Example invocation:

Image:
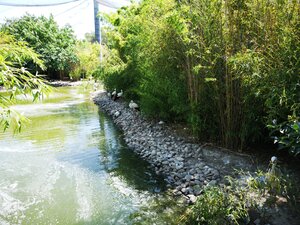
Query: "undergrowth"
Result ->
[[181, 158, 300, 225]]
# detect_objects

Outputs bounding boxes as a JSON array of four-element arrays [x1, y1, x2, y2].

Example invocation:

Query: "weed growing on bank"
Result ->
[[181, 158, 300, 225]]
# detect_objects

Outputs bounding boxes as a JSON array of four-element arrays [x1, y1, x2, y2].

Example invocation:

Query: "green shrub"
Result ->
[[70, 41, 101, 80], [248, 162, 300, 210], [183, 186, 249, 225], [1, 14, 78, 79], [183, 161, 300, 225], [268, 116, 300, 156], [98, 0, 300, 152]]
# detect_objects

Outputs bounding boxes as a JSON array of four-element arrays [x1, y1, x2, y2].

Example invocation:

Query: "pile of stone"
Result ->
[[93, 92, 253, 203]]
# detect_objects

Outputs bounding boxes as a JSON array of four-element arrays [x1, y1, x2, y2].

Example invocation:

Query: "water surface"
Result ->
[[0, 85, 180, 225]]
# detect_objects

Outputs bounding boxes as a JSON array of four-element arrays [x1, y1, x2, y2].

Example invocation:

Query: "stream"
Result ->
[[0, 85, 182, 225]]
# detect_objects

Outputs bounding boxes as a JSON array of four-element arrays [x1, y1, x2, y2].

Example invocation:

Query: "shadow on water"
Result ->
[[96, 108, 185, 225], [97, 110, 167, 193], [57, 100, 166, 193]]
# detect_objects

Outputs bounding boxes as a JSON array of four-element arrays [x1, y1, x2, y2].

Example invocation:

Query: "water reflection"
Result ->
[[0, 86, 170, 225], [97, 110, 166, 192]]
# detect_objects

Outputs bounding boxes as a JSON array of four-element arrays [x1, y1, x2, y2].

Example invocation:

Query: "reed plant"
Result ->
[[98, 0, 300, 153]]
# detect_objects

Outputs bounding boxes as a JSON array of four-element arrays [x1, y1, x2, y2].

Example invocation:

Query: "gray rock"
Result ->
[[94, 93, 253, 203], [184, 174, 192, 182], [189, 168, 196, 175], [207, 180, 217, 186], [176, 157, 184, 162], [194, 180, 202, 185], [185, 187, 192, 195], [254, 218, 260, 225], [172, 190, 181, 196], [194, 174, 202, 180], [187, 194, 197, 204]]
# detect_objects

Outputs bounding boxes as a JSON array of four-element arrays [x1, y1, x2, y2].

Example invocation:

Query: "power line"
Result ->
[[54, 0, 88, 17], [60, 1, 90, 19], [0, 0, 82, 7], [0, 0, 130, 9], [95, 0, 129, 9]]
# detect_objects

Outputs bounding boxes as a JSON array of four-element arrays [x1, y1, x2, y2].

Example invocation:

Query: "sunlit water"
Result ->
[[0, 86, 179, 225]]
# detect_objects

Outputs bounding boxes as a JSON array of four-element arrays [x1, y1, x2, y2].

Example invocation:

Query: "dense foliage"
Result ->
[[1, 14, 78, 79], [0, 32, 50, 131], [269, 116, 300, 156], [183, 164, 300, 224], [183, 186, 249, 225], [98, 0, 300, 152], [70, 41, 101, 80]]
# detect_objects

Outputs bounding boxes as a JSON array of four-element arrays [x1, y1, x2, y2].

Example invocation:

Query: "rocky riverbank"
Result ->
[[93, 91, 255, 203]]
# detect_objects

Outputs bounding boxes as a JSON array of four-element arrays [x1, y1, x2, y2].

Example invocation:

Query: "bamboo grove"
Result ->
[[98, 0, 300, 152]]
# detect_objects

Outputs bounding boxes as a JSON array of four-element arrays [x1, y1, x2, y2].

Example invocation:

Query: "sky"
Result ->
[[0, 0, 131, 39]]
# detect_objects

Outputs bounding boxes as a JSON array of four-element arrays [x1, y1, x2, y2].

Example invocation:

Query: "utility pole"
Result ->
[[99, 16, 103, 62], [93, 0, 100, 43], [93, 0, 103, 62]]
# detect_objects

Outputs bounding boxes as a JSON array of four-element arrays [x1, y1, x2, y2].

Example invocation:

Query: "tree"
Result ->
[[99, 0, 300, 154], [0, 32, 50, 132], [1, 14, 78, 79], [84, 32, 96, 43], [70, 41, 101, 80]]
